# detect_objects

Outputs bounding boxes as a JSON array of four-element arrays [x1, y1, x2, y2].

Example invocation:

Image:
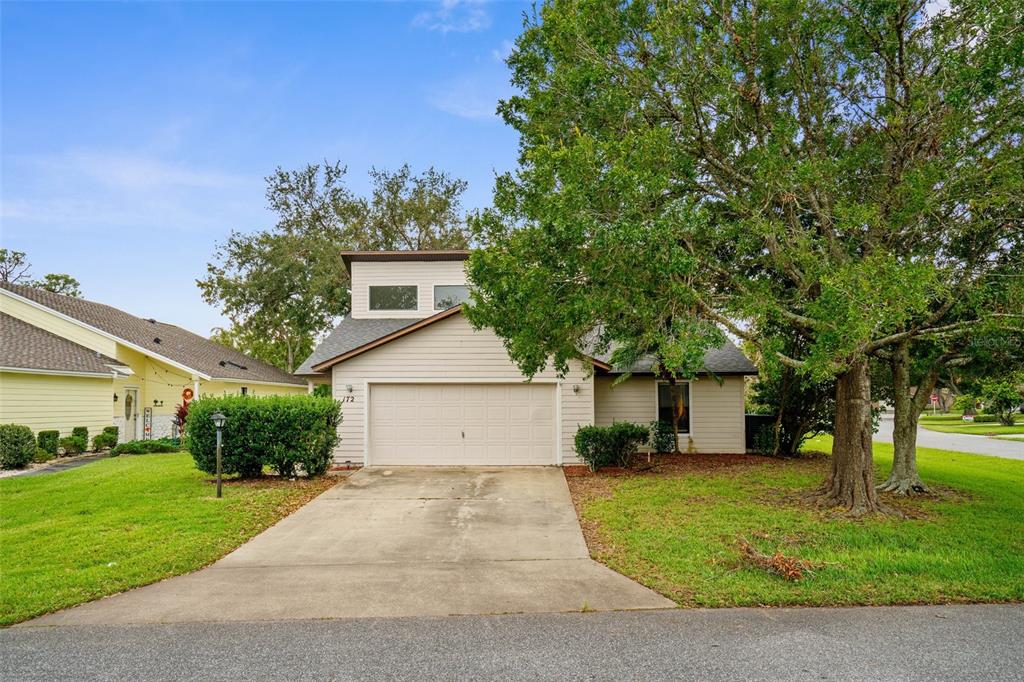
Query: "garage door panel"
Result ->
[[369, 383, 555, 465]]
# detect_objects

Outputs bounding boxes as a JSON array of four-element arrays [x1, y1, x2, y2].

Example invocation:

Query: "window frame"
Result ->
[[433, 284, 470, 311], [655, 380, 692, 436], [368, 284, 419, 311]]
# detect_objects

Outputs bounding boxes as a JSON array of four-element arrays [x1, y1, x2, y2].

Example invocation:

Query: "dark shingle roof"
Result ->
[[592, 341, 758, 375], [0, 282, 304, 385], [298, 310, 757, 377], [0, 313, 129, 375], [295, 317, 423, 375]]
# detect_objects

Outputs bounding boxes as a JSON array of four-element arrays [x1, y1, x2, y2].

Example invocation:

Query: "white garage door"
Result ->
[[368, 383, 556, 465]]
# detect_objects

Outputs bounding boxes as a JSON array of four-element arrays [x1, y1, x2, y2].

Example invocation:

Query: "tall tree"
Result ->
[[200, 162, 470, 372], [466, 0, 1023, 515]]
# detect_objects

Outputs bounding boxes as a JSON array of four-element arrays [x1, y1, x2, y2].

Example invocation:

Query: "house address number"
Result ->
[[338, 395, 355, 404]]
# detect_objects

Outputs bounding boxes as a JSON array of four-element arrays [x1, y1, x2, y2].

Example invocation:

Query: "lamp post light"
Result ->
[[211, 412, 226, 498]]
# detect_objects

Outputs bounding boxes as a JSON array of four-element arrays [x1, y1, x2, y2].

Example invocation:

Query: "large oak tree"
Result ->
[[201, 162, 470, 371], [466, 0, 1023, 514]]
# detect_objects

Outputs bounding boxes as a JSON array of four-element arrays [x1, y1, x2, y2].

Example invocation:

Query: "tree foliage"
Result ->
[[1, 250, 82, 297], [200, 162, 471, 371], [467, 0, 1023, 514]]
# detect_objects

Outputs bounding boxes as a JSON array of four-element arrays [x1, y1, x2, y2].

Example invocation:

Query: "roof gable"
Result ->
[[0, 282, 304, 385], [0, 313, 129, 376]]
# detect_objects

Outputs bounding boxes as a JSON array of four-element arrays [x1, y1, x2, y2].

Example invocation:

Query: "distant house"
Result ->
[[0, 282, 305, 442]]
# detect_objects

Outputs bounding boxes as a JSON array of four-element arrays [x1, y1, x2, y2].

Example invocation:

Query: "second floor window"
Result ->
[[369, 285, 418, 311], [434, 285, 469, 310]]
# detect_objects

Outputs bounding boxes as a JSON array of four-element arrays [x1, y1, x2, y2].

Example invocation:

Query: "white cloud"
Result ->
[[428, 72, 511, 120], [413, 0, 492, 34], [491, 39, 515, 63], [923, 0, 951, 18], [1, 149, 261, 233]]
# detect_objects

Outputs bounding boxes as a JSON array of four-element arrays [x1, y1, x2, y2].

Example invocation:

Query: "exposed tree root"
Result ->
[[803, 482, 902, 518], [876, 475, 931, 496]]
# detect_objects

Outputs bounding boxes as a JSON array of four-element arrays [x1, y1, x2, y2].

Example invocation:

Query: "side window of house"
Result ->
[[240, 387, 248, 396], [433, 285, 469, 310], [369, 285, 418, 311], [657, 382, 690, 433]]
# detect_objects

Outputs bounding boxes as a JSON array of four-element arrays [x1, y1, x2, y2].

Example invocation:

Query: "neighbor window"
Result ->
[[433, 284, 470, 310], [657, 382, 690, 434], [369, 285, 418, 311]]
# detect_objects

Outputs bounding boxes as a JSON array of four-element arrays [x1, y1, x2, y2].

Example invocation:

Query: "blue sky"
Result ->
[[1, 0, 527, 334]]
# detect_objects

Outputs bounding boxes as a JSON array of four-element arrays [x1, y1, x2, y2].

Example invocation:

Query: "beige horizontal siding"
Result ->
[[0, 371, 114, 439], [331, 313, 593, 465], [690, 376, 746, 453], [350, 260, 467, 319], [594, 374, 746, 454]]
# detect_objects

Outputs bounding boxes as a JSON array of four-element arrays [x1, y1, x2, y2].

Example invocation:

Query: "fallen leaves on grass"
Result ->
[[737, 536, 822, 581]]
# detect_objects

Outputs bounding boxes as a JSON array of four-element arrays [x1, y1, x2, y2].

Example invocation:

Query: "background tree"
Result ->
[[980, 376, 1024, 426], [200, 162, 470, 371], [467, 0, 1023, 515], [0, 250, 31, 284], [30, 273, 82, 298], [1, 249, 82, 297]]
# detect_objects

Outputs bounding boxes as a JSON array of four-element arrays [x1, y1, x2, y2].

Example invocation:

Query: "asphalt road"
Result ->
[[4, 604, 1022, 681], [874, 414, 1024, 460]]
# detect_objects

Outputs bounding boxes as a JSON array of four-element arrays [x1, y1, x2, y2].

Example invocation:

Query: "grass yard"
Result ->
[[566, 439, 1024, 608], [918, 414, 1023, 436], [0, 453, 335, 625]]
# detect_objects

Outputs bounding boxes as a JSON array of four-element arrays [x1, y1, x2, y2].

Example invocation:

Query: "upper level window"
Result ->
[[657, 382, 690, 434], [433, 284, 469, 310], [369, 285, 418, 311]]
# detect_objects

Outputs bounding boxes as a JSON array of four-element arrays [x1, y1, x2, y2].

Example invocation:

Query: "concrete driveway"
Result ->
[[25, 467, 672, 626]]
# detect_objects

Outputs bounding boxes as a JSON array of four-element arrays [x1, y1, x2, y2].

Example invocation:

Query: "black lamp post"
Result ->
[[211, 412, 226, 498]]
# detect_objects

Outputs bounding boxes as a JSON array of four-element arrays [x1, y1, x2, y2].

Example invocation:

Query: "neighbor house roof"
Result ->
[[339, 250, 470, 274], [0, 312, 131, 377], [0, 282, 304, 385], [591, 342, 758, 376]]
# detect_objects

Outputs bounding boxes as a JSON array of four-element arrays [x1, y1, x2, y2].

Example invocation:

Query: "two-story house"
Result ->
[[296, 250, 757, 466]]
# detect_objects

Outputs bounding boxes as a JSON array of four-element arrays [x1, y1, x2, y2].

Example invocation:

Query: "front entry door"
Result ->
[[124, 388, 139, 440]]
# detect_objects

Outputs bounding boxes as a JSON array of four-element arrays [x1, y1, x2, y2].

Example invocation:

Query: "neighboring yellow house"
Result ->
[[0, 282, 306, 443]]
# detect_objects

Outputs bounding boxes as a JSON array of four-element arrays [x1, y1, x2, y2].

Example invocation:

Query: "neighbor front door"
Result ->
[[124, 388, 139, 440]]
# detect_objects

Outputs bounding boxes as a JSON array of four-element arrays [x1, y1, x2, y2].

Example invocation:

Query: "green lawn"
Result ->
[[0, 453, 334, 625], [568, 439, 1024, 607], [918, 414, 1023, 436]]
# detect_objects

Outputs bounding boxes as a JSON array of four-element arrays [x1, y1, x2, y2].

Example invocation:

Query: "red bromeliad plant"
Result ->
[[173, 402, 189, 438]]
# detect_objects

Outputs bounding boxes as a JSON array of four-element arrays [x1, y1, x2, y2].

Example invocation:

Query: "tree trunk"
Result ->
[[668, 378, 683, 455], [878, 341, 932, 495], [807, 357, 892, 516]]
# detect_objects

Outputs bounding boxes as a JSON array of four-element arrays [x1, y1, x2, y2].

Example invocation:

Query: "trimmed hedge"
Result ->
[[186, 395, 341, 478], [111, 438, 181, 456], [59, 436, 87, 455], [575, 422, 650, 471], [1, 424, 36, 470], [92, 432, 118, 451], [37, 430, 60, 456], [71, 426, 89, 443]]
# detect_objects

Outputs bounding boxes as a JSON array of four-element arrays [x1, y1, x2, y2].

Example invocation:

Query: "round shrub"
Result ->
[[37, 430, 60, 456], [186, 395, 341, 478], [575, 422, 649, 471], [59, 436, 87, 455], [34, 447, 54, 463], [71, 426, 89, 443], [649, 420, 676, 453], [92, 432, 118, 451], [1, 424, 36, 470]]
